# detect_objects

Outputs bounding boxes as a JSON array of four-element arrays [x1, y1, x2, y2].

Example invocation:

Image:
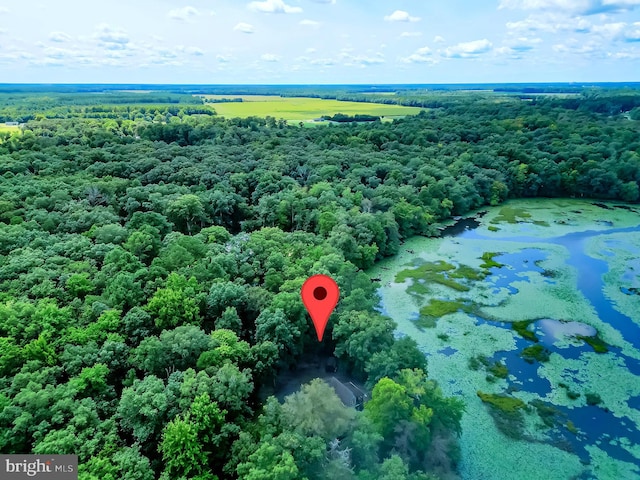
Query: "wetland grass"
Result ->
[[479, 252, 504, 269], [576, 334, 609, 353], [491, 206, 532, 224], [511, 320, 539, 342], [520, 344, 550, 363]]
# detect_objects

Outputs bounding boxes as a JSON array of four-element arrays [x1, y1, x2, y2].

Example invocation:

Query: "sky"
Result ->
[[0, 0, 639, 84]]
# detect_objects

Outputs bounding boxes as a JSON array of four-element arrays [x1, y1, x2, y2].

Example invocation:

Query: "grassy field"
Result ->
[[197, 95, 423, 122], [0, 124, 20, 132]]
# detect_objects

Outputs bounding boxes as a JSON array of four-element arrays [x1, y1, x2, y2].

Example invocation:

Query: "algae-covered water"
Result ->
[[368, 199, 640, 480]]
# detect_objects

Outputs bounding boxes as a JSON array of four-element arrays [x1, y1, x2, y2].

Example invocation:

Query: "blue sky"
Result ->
[[0, 0, 639, 83]]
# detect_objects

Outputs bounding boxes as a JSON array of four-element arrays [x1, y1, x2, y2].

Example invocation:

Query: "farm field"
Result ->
[[0, 124, 20, 132], [197, 95, 423, 121]]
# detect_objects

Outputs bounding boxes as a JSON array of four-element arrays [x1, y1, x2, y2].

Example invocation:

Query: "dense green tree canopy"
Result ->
[[0, 86, 637, 479]]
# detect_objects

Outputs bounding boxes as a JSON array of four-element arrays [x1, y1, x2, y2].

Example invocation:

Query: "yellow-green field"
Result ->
[[197, 95, 423, 122], [0, 124, 20, 143]]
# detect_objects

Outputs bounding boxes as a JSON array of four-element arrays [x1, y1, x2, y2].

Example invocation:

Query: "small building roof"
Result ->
[[325, 377, 356, 407]]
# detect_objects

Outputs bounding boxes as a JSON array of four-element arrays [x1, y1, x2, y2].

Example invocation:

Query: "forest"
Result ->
[[0, 86, 639, 480]]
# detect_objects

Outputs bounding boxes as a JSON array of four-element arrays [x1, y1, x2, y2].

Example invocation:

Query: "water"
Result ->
[[455, 219, 640, 467], [372, 201, 640, 479]]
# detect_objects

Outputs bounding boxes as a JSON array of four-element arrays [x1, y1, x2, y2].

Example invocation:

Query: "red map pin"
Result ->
[[301, 274, 340, 342]]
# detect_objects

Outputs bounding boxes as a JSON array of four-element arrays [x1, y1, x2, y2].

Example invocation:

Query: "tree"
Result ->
[[280, 379, 356, 440], [65, 273, 95, 298], [364, 378, 414, 440], [365, 337, 428, 389], [146, 273, 201, 329], [197, 329, 251, 372], [131, 325, 212, 376], [117, 375, 179, 444], [166, 194, 206, 234], [254, 308, 301, 364], [207, 282, 249, 319], [332, 311, 395, 377], [215, 306, 242, 334], [159, 416, 208, 478]]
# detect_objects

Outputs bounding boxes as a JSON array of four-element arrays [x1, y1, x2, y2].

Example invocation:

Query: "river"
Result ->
[[368, 199, 640, 480]]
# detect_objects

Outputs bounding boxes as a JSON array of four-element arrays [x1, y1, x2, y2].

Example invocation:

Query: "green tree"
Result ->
[[280, 379, 356, 440], [333, 311, 395, 376], [166, 194, 206, 234], [146, 273, 201, 329]]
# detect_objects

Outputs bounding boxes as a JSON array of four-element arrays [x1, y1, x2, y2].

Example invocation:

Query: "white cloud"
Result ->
[[94, 24, 130, 46], [384, 10, 421, 22], [434, 35, 445, 43], [306, 47, 316, 53], [590, 21, 640, 40], [217, 54, 232, 62], [310, 57, 335, 66], [506, 13, 590, 32], [183, 46, 204, 56], [401, 46, 438, 64], [400, 32, 423, 37], [591, 21, 626, 36], [443, 39, 493, 58], [43, 47, 76, 59], [338, 51, 385, 67], [0, 6, 9, 14], [234, 22, 255, 33], [49, 31, 72, 43], [626, 22, 640, 41], [552, 39, 602, 55], [499, 0, 640, 15], [300, 19, 321, 26], [248, 0, 302, 14], [310, 0, 335, 3], [608, 47, 640, 58], [508, 36, 543, 50], [168, 6, 200, 21], [261, 53, 281, 61]]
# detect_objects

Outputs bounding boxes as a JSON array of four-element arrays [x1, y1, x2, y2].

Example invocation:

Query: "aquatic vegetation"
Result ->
[[407, 282, 431, 296], [419, 299, 473, 322], [530, 399, 564, 429], [468, 354, 490, 371], [520, 344, 550, 363], [477, 392, 526, 413], [576, 334, 609, 353], [585, 393, 602, 406], [450, 264, 487, 281], [491, 206, 532, 224], [489, 361, 509, 379], [567, 390, 581, 400], [396, 261, 470, 292], [479, 252, 504, 269], [477, 391, 527, 440], [558, 382, 581, 400], [488, 225, 500, 232], [396, 260, 455, 281], [511, 320, 539, 342], [371, 198, 640, 479], [418, 315, 438, 328]]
